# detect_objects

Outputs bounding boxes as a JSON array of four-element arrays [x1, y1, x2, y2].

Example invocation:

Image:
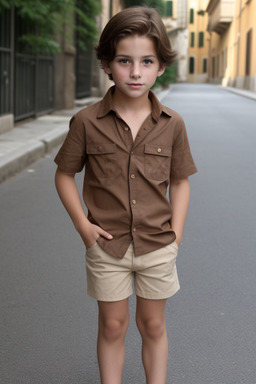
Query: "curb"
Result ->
[[0, 141, 45, 183], [220, 86, 256, 102], [37, 127, 69, 153], [0, 127, 68, 183]]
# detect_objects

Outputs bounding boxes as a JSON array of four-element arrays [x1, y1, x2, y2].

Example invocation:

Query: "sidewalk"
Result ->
[[221, 85, 256, 102], [0, 85, 255, 183], [0, 98, 100, 183]]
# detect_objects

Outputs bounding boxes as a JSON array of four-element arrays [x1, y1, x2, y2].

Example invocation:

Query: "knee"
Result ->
[[136, 317, 165, 341], [99, 317, 129, 342]]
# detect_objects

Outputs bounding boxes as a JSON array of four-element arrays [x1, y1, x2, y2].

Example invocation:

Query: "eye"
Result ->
[[118, 59, 130, 64], [143, 59, 153, 65]]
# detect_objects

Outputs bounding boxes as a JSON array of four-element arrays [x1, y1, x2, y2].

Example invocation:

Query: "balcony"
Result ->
[[206, 0, 235, 34]]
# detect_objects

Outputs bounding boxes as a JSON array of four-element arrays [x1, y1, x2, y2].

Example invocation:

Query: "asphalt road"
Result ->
[[1, 84, 256, 384]]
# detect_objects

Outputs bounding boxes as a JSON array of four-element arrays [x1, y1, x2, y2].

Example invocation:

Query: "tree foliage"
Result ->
[[152, 63, 177, 89], [123, 0, 166, 15], [0, 0, 101, 54]]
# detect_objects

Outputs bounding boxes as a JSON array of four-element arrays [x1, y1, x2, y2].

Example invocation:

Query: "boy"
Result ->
[[55, 6, 197, 384]]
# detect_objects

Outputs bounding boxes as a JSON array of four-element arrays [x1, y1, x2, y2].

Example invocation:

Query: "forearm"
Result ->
[[55, 167, 89, 230], [55, 168, 112, 248], [169, 178, 190, 246]]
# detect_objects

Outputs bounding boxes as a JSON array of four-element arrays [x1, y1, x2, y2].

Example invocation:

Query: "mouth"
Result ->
[[127, 83, 143, 89]]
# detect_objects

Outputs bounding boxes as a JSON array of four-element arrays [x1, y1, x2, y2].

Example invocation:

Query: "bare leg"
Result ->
[[97, 299, 129, 384], [136, 297, 168, 384]]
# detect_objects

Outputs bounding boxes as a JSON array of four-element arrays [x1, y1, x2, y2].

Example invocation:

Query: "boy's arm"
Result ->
[[55, 168, 113, 249], [169, 178, 190, 246]]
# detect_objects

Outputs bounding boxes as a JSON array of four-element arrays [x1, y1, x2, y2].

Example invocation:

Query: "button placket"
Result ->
[[129, 146, 138, 239]]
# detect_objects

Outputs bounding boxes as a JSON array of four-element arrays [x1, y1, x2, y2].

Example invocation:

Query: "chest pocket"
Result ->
[[86, 143, 118, 178], [144, 144, 172, 181]]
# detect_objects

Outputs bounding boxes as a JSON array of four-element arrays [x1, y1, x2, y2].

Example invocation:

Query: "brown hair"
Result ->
[[95, 6, 176, 67]]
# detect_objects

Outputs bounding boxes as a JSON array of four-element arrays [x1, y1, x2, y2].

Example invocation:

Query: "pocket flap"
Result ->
[[144, 144, 172, 157], [87, 143, 116, 155]]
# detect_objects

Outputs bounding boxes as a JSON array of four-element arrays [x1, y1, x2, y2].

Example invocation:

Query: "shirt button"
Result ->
[[157, 148, 162, 153], [130, 174, 135, 179], [133, 228, 136, 232], [97, 145, 103, 152], [132, 200, 136, 205], [124, 126, 129, 131]]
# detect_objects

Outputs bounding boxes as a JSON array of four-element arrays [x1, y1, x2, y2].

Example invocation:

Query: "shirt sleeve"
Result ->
[[54, 114, 86, 173], [170, 115, 197, 179]]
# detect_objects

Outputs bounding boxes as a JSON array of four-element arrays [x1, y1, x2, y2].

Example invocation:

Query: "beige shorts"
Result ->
[[85, 242, 180, 302]]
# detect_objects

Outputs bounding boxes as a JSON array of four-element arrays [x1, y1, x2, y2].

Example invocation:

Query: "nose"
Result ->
[[130, 62, 141, 79]]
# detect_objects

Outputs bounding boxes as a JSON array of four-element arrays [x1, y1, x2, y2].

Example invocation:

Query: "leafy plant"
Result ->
[[123, 0, 166, 15], [197, 9, 205, 16], [0, 0, 101, 54], [152, 63, 177, 89]]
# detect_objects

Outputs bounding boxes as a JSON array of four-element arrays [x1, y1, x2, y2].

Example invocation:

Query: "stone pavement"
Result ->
[[0, 85, 255, 183]]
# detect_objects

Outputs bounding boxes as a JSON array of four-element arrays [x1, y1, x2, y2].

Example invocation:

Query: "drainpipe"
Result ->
[[10, 6, 14, 114], [236, 0, 242, 85], [208, 32, 212, 82], [109, 0, 113, 17]]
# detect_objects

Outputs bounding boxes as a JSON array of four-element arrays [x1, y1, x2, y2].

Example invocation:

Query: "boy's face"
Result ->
[[102, 35, 165, 100]]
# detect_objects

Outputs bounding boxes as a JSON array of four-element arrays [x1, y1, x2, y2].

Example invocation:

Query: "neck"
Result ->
[[112, 88, 151, 115]]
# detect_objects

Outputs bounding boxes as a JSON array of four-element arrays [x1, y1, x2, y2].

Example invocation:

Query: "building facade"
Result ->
[[206, 0, 256, 91], [163, 0, 189, 82], [188, 0, 210, 83]]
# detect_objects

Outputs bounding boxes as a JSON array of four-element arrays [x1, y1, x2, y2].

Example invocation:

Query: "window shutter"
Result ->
[[166, 1, 173, 17], [199, 32, 204, 47], [189, 57, 195, 74], [190, 9, 194, 24], [191, 32, 195, 47]]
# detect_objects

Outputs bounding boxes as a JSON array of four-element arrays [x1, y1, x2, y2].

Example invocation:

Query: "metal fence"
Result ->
[[0, 7, 54, 121], [76, 45, 93, 99], [14, 53, 54, 121], [0, 8, 12, 116]]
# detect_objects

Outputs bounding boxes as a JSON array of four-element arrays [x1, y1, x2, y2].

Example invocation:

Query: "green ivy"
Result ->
[[152, 64, 177, 89], [197, 9, 205, 16], [123, 0, 166, 15], [0, 0, 101, 54]]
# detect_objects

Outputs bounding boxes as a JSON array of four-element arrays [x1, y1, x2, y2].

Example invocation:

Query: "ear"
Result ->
[[101, 60, 112, 75], [157, 64, 166, 77]]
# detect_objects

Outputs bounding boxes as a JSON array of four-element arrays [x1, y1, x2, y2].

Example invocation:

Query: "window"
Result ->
[[189, 57, 195, 74], [212, 57, 215, 78], [198, 32, 204, 47], [189, 8, 194, 24], [245, 29, 252, 76], [220, 51, 224, 76], [166, 1, 173, 17], [190, 32, 195, 47], [216, 54, 220, 77], [203, 58, 207, 73]]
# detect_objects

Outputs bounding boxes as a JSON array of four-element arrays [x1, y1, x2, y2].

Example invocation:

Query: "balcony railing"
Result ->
[[206, 0, 235, 34]]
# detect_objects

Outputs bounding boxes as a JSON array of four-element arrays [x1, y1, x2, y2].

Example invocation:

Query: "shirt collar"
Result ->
[[97, 86, 172, 122]]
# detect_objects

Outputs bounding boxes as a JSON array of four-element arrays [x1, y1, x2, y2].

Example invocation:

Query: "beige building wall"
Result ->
[[208, 20, 236, 86], [92, 0, 124, 97], [188, 0, 209, 83], [235, 0, 256, 90], [206, 0, 256, 91]]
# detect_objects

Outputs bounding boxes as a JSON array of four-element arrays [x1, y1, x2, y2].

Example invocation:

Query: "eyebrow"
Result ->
[[115, 54, 156, 58]]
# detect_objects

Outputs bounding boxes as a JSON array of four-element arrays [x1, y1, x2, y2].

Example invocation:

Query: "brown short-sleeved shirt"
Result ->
[[55, 86, 197, 258]]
